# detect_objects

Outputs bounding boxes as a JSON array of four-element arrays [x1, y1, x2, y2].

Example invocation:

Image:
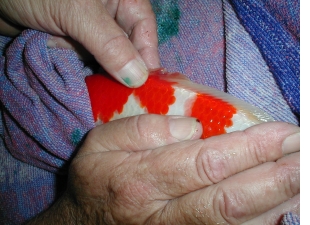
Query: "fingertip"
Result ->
[[168, 117, 203, 141], [244, 121, 300, 156], [282, 132, 300, 155]]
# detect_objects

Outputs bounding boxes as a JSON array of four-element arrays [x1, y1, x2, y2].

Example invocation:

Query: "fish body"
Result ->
[[85, 68, 274, 138]]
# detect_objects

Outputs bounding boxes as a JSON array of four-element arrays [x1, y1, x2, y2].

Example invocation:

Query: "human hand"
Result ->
[[0, 0, 159, 87], [27, 115, 300, 224]]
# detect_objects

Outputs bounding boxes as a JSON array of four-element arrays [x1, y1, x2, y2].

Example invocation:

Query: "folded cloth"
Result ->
[[0, 30, 96, 224], [0, 30, 95, 174], [229, 0, 300, 118], [223, 0, 299, 125]]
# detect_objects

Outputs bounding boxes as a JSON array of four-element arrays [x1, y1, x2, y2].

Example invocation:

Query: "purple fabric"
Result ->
[[153, 0, 226, 91], [154, 0, 299, 125], [0, 30, 95, 174], [0, 137, 67, 224], [281, 212, 300, 225], [223, 0, 298, 125], [230, 0, 300, 116], [0, 31, 95, 224], [0, 0, 299, 224]]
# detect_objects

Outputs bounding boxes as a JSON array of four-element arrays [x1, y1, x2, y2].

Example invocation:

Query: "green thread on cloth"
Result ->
[[152, 0, 181, 44], [70, 128, 82, 146]]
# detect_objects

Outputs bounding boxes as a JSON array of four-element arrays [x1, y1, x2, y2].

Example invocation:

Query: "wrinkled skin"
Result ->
[[27, 115, 299, 224], [0, 0, 160, 87]]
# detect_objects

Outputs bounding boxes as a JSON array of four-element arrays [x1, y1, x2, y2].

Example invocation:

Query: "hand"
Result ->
[[27, 115, 300, 224], [0, 0, 160, 87]]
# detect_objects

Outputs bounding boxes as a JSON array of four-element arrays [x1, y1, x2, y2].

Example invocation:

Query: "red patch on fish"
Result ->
[[190, 93, 236, 137], [85, 71, 177, 123], [85, 68, 273, 139], [85, 74, 133, 123], [134, 75, 176, 114]]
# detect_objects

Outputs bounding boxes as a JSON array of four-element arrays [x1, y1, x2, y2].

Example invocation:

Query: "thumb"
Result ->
[[62, 1, 149, 88], [79, 114, 203, 155]]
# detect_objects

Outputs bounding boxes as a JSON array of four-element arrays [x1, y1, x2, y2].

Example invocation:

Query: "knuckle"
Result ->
[[131, 114, 168, 145], [124, 115, 152, 148], [196, 146, 229, 184], [275, 162, 300, 198], [213, 187, 248, 224], [241, 130, 269, 165], [130, 114, 149, 140], [100, 34, 132, 65]]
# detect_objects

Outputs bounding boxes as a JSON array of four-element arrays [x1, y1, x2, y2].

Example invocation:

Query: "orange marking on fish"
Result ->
[[85, 70, 177, 122], [134, 75, 176, 114], [190, 93, 237, 138], [85, 74, 133, 123]]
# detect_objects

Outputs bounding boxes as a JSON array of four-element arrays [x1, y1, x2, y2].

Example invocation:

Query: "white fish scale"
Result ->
[[167, 86, 197, 116], [96, 74, 274, 135], [110, 94, 147, 121], [167, 78, 274, 123], [226, 113, 258, 132], [169, 81, 274, 133]]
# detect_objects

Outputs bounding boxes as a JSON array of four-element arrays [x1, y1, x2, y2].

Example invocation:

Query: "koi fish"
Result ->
[[85, 68, 274, 139]]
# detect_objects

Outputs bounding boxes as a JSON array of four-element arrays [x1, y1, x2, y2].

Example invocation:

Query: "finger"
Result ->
[[242, 194, 299, 225], [0, 0, 154, 87], [142, 122, 299, 197], [116, 0, 160, 69], [0, 17, 23, 36], [159, 152, 299, 225], [46, 36, 93, 61], [62, 0, 151, 87], [79, 114, 202, 154]]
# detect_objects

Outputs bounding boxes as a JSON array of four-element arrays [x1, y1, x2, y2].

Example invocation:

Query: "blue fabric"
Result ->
[[223, 0, 298, 125], [281, 212, 300, 225], [230, 0, 300, 116]]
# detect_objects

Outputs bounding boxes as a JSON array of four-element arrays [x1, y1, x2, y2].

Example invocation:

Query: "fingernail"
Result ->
[[282, 132, 300, 155], [116, 59, 148, 87], [169, 117, 202, 141], [47, 37, 57, 48]]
